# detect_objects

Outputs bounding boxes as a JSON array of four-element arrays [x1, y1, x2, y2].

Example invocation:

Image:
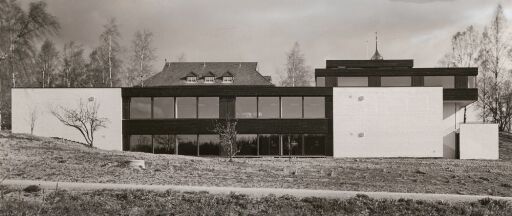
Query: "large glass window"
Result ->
[[130, 97, 151, 119], [198, 97, 219, 118], [281, 97, 302, 118], [258, 97, 279, 118], [237, 134, 258, 155], [282, 134, 303, 156], [199, 135, 220, 156], [468, 76, 476, 88], [258, 134, 280, 155], [304, 134, 326, 155], [177, 135, 197, 156], [236, 97, 257, 118], [424, 76, 454, 88], [338, 77, 368, 87], [129, 135, 152, 153], [316, 77, 325, 87], [153, 135, 176, 154], [153, 97, 174, 119], [381, 76, 411, 87], [303, 97, 325, 118], [176, 97, 197, 118]]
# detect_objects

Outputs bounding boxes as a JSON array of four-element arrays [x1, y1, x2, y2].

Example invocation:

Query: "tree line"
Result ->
[[440, 4, 512, 131], [0, 0, 157, 128]]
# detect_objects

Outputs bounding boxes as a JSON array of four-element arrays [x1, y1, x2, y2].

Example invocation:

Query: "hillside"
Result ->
[[1, 131, 512, 197]]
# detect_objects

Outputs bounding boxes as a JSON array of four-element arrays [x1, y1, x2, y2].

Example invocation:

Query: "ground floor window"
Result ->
[[177, 135, 197, 156], [199, 135, 220, 155], [153, 135, 176, 154], [304, 134, 326, 155], [237, 134, 258, 155], [129, 135, 152, 153], [128, 134, 327, 156], [258, 134, 280, 155]]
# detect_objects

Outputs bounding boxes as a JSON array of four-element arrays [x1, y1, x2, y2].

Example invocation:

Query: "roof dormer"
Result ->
[[203, 71, 216, 84], [185, 71, 198, 83], [222, 71, 234, 84]]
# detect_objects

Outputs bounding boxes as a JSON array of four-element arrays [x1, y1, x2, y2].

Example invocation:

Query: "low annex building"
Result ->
[[11, 59, 498, 159]]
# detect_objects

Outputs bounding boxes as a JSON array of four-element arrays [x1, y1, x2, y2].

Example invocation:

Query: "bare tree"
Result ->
[[476, 4, 512, 131], [98, 18, 122, 87], [280, 42, 312, 86], [126, 30, 156, 87], [212, 120, 238, 162], [50, 99, 108, 147], [36, 39, 59, 87], [60, 41, 86, 87]]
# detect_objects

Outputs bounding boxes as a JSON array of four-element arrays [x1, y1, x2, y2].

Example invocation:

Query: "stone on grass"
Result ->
[[128, 160, 145, 170]]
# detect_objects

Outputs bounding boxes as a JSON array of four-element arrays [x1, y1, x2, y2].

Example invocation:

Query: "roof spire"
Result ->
[[371, 32, 383, 60]]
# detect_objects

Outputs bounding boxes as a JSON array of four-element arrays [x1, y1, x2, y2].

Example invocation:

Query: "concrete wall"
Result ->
[[332, 87, 443, 158], [11, 88, 122, 151], [442, 102, 484, 159], [459, 124, 499, 160]]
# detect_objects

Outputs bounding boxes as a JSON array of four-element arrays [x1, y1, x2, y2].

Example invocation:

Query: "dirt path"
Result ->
[[3, 179, 512, 203]]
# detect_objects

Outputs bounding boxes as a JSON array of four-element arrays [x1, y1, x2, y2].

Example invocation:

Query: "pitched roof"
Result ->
[[144, 62, 274, 86]]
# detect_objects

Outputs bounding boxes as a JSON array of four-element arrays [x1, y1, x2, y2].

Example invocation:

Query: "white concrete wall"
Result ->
[[332, 87, 443, 158], [442, 102, 484, 159], [11, 88, 122, 151], [459, 124, 498, 159]]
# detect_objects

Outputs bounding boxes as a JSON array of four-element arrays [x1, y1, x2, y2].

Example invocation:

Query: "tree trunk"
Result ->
[[108, 35, 113, 87]]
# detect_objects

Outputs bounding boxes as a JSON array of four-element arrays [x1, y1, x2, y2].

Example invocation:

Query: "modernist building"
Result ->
[[11, 58, 498, 159]]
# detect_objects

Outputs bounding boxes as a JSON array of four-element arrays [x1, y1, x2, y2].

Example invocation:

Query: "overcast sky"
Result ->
[[22, 0, 512, 83]]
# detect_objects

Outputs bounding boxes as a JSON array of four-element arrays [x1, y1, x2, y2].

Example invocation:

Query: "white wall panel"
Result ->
[[333, 87, 443, 158], [11, 88, 122, 151], [459, 124, 498, 160]]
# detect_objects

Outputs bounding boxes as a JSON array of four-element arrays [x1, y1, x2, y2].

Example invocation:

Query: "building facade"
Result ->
[[11, 59, 498, 159]]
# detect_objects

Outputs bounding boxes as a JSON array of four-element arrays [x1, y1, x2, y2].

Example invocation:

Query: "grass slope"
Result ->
[[1, 188, 511, 216], [1, 131, 512, 196]]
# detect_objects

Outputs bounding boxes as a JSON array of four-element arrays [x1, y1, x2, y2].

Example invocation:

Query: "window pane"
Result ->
[[258, 134, 280, 155], [304, 134, 326, 155], [153, 135, 176, 154], [468, 76, 476, 88], [304, 97, 325, 118], [258, 97, 279, 118], [177, 135, 197, 156], [316, 77, 325, 87], [129, 135, 152, 153], [176, 97, 197, 118], [381, 76, 411, 87], [237, 134, 257, 155], [153, 97, 174, 119], [424, 76, 454, 88], [281, 97, 302, 118], [338, 77, 368, 87], [130, 97, 151, 119], [199, 135, 220, 156], [283, 134, 303, 156], [198, 97, 219, 118], [236, 97, 257, 118]]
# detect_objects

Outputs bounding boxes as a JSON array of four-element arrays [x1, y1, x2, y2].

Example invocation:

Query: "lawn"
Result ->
[[1, 187, 511, 216], [1, 131, 512, 197]]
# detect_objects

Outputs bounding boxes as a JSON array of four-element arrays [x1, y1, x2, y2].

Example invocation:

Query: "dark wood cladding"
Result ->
[[455, 76, 468, 89], [316, 67, 478, 76], [325, 77, 337, 87], [368, 76, 381, 87], [219, 96, 235, 119], [122, 86, 332, 97], [443, 89, 478, 101], [123, 119, 329, 135], [412, 76, 424, 86], [326, 60, 414, 68]]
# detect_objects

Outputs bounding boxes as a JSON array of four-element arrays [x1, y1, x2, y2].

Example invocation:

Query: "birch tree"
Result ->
[[98, 18, 122, 87], [213, 120, 238, 162], [280, 42, 312, 86], [126, 30, 156, 87], [36, 39, 59, 87], [60, 41, 86, 87]]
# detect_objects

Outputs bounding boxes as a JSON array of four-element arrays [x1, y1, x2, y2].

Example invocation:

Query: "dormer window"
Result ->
[[204, 76, 215, 83], [222, 76, 233, 83], [221, 71, 234, 84], [185, 71, 198, 83]]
